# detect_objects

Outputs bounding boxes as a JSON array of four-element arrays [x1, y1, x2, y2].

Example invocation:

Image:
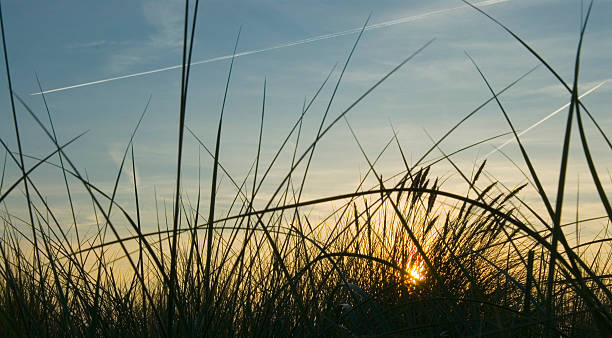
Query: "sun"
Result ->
[[407, 264, 424, 283], [395, 262, 425, 285], [408, 265, 424, 282]]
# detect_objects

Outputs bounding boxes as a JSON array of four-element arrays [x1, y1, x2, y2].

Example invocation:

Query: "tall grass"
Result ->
[[1, 0, 611, 336]]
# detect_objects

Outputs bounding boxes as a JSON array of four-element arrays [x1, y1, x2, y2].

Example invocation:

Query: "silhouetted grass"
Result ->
[[1, 0, 611, 337]]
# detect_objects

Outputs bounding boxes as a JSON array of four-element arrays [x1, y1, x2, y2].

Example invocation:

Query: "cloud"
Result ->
[[141, 0, 185, 49], [32, 0, 511, 95], [102, 0, 185, 73], [481, 79, 609, 159], [107, 142, 142, 190], [69, 40, 108, 49]]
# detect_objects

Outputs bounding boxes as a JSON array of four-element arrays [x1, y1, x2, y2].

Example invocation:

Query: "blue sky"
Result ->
[[1, 0, 611, 242]]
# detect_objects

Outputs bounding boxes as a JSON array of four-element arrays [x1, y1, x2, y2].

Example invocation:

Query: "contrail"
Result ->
[[31, 0, 509, 96], [483, 79, 608, 159]]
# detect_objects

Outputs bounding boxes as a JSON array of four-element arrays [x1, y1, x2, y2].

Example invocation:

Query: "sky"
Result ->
[[0, 0, 611, 245]]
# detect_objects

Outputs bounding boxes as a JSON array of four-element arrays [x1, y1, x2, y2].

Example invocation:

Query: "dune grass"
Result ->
[[1, 0, 611, 336]]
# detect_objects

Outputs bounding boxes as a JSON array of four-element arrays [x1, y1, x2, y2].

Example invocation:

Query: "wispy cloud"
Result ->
[[31, 0, 510, 96], [103, 0, 185, 73], [141, 0, 185, 49], [106, 141, 154, 191], [481, 79, 609, 160], [68, 40, 108, 49]]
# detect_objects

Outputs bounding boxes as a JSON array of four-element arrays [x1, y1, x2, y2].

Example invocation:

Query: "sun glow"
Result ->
[[394, 261, 425, 285], [408, 265, 424, 282]]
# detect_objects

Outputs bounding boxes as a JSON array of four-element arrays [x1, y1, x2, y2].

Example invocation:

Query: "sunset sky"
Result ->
[[1, 0, 610, 241]]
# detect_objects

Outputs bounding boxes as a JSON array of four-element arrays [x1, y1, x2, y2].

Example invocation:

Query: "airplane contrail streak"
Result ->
[[31, 0, 509, 95], [483, 79, 609, 159]]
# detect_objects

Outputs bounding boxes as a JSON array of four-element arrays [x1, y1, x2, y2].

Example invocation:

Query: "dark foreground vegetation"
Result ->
[[1, 1, 611, 336]]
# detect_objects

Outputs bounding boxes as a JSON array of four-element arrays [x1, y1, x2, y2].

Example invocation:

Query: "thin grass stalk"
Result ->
[[35, 74, 85, 263], [0, 132, 87, 204], [462, 0, 612, 151], [466, 50, 612, 332], [15, 94, 168, 335], [0, 0, 42, 290], [36, 215, 72, 335], [204, 28, 241, 323], [168, 0, 198, 330]]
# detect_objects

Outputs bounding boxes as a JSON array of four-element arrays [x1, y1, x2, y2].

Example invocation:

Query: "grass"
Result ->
[[1, 0, 611, 336]]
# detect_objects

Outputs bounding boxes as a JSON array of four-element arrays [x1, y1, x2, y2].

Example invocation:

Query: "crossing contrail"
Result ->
[[31, 0, 509, 96], [482, 79, 609, 159]]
